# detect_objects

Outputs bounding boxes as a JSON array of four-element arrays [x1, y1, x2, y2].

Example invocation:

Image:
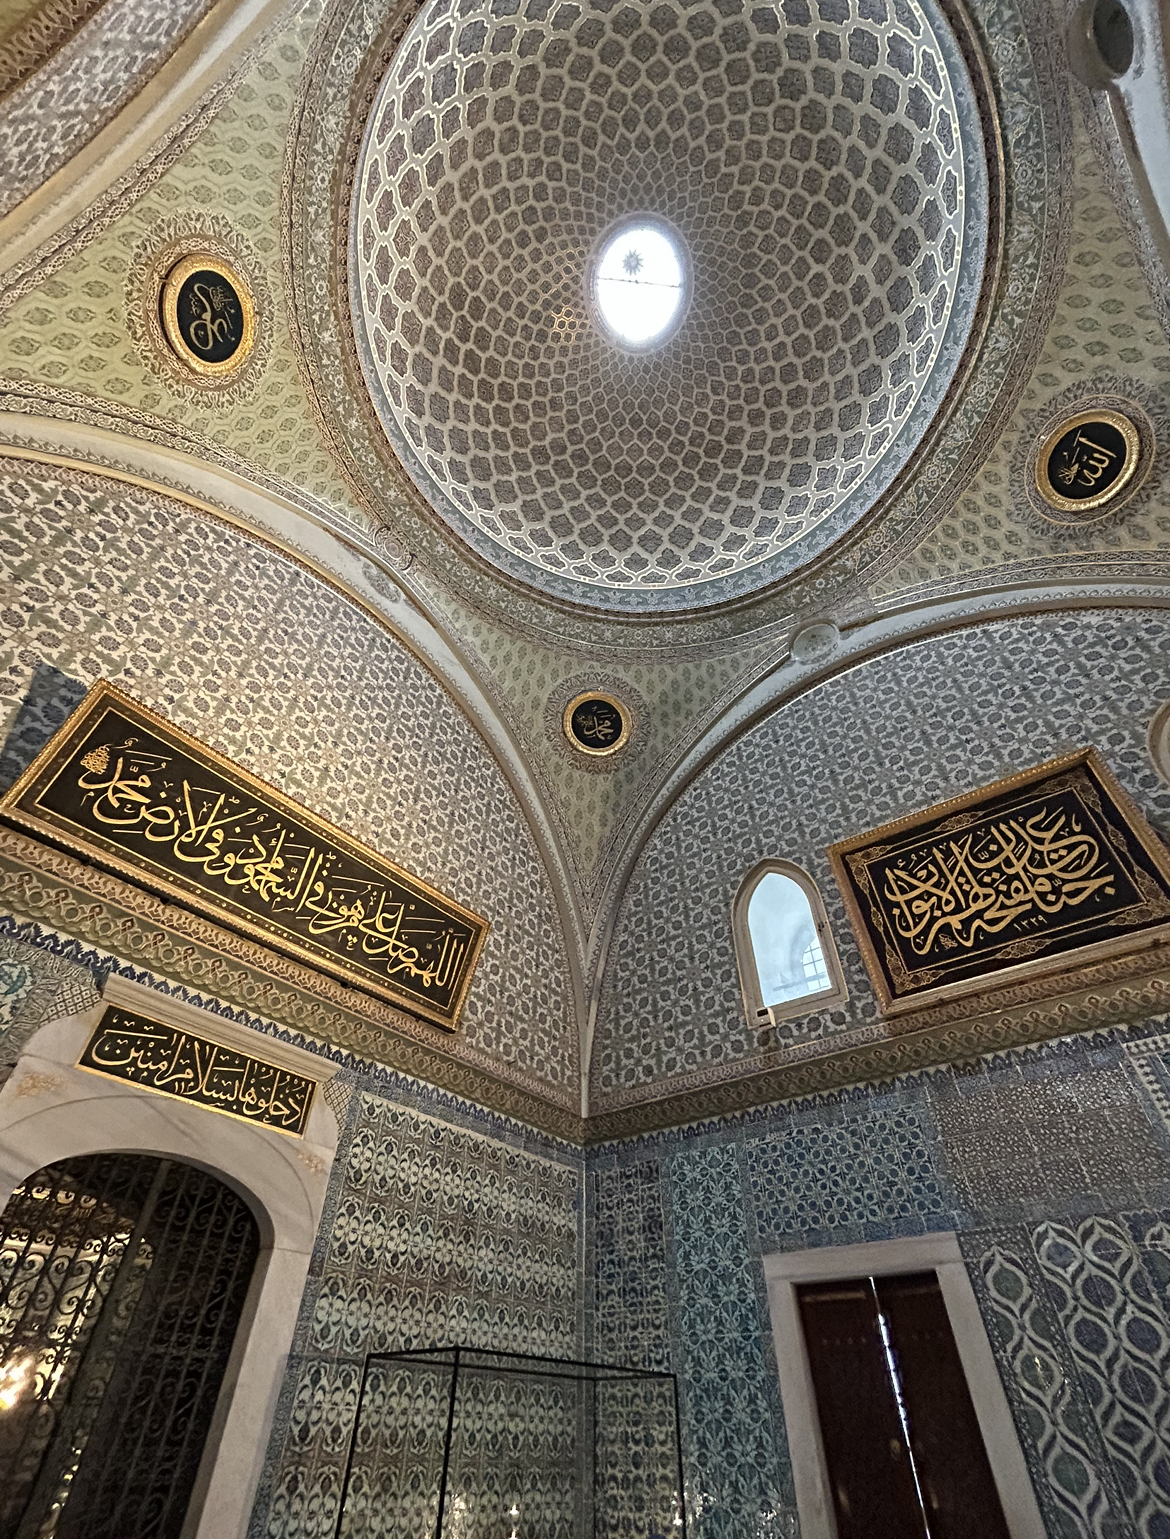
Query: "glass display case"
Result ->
[[334, 1346, 686, 1539]]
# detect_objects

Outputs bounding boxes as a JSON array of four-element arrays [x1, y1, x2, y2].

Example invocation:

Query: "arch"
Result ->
[[0, 983, 340, 1539], [0, 1150, 261, 1539], [584, 591, 1170, 1061], [732, 860, 848, 1027], [0, 443, 588, 1101]]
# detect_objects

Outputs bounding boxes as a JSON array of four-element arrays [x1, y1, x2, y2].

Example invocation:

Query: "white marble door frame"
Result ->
[[763, 1232, 1046, 1539], [0, 973, 341, 1539]]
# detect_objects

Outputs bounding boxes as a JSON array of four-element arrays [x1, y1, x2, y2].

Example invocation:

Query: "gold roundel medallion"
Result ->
[[1035, 407, 1141, 516], [161, 254, 256, 377], [563, 692, 630, 757]]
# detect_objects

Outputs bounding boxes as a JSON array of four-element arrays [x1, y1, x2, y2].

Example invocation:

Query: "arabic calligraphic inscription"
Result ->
[[1035, 407, 1141, 517], [79, 1005, 315, 1135], [827, 749, 1170, 1016], [0, 683, 488, 1029], [563, 692, 630, 757], [161, 254, 255, 377]]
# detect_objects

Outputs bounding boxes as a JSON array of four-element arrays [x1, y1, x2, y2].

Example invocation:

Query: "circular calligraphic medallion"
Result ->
[[1036, 408, 1140, 516], [563, 693, 630, 758], [161, 255, 255, 377]]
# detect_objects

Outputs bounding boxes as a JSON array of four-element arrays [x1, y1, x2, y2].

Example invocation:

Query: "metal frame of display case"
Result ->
[[334, 1345, 687, 1539]]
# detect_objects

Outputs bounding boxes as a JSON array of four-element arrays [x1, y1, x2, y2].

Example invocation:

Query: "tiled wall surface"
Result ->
[[250, 1088, 584, 1539], [0, 462, 578, 1100], [594, 609, 1170, 1108], [8, 932, 1170, 1539], [587, 1020, 1170, 1539], [0, 933, 101, 1079]]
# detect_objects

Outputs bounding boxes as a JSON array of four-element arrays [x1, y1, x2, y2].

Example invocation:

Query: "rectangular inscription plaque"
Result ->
[[0, 682, 488, 1029], [827, 748, 1170, 1015], [79, 1005, 315, 1135]]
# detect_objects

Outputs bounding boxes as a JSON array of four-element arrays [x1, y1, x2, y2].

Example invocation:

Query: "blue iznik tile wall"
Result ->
[[586, 1023, 1170, 1539], [0, 462, 577, 1101], [0, 933, 102, 1080], [593, 609, 1170, 1112], [251, 1084, 584, 1539]]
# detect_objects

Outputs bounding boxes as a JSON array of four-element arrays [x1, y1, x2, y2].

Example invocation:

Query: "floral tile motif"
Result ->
[[0, 934, 96, 1064], [936, 1068, 1170, 1224], [252, 1092, 583, 1539], [312, 1096, 581, 1362], [0, 464, 577, 1096], [970, 1210, 1170, 1539], [665, 1146, 797, 1539], [594, 610, 1170, 1107], [0, 956, 34, 1032], [590, 1160, 672, 1374], [1036, 1217, 1170, 1539], [966, 1231, 1129, 1539], [1125, 1038, 1170, 1148]]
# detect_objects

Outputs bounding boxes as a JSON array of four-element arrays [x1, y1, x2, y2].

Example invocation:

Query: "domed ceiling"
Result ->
[[351, 0, 988, 612]]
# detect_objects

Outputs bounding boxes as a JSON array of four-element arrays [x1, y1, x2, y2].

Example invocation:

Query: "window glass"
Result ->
[[747, 870, 832, 1006]]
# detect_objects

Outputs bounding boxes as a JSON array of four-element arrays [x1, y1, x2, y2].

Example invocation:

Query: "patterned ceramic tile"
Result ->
[[1036, 1216, 1170, 1537], [935, 1067, 1170, 1223], [589, 1160, 672, 1374], [745, 1096, 953, 1249], [0, 0, 104, 97], [0, 0, 216, 218], [252, 1091, 583, 1539], [0, 933, 97, 1065], [582, 1029, 1170, 1539], [0, 462, 578, 1096], [595, 608, 1170, 1108], [968, 1207, 1170, 1539], [665, 1145, 796, 1539], [967, 1232, 1128, 1539], [0, 953, 33, 1032]]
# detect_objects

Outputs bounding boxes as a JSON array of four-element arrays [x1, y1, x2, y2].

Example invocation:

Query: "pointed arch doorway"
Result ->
[[0, 1151, 260, 1539]]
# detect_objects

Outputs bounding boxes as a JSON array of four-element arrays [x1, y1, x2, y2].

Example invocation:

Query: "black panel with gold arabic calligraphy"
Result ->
[[827, 751, 1170, 1012], [0, 684, 488, 1029]]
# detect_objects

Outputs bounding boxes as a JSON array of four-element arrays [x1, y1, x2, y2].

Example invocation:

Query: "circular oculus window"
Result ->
[[589, 217, 690, 352], [351, 0, 987, 609]]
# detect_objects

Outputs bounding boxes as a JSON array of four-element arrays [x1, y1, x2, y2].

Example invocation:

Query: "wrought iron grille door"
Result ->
[[0, 1151, 260, 1539]]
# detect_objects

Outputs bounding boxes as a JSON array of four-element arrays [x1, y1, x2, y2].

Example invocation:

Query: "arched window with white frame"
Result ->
[[733, 860, 847, 1027]]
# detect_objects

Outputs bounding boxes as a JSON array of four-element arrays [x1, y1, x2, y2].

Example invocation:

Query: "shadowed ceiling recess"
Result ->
[[352, 0, 988, 610]]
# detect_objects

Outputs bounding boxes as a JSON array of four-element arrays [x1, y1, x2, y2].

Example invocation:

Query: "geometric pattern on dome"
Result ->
[[353, 0, 985, 609]]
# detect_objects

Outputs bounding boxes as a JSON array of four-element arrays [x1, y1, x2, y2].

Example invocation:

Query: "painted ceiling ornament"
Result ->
[[130, 222, 268, 399], [1033, 404, 1146, 522], [161, 252, 255, 379], [350, 0, 990, 612], [563, 692, 630, 757]]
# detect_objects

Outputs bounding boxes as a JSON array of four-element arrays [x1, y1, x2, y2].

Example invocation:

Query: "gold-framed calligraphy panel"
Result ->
[[79, 1005, 316, 1135], [0, 683, 488, 1030], [827, 749, 1170, 1016]]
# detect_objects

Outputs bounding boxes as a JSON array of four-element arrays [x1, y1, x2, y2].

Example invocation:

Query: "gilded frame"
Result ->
[[826, 748, 1170, 1017], [1034, 406, 1141, 516], [562, 691, 631, 757], [0, 682, 489, 1030], [77, 1003, 317, 1138], [161, 252, 257, 378]]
